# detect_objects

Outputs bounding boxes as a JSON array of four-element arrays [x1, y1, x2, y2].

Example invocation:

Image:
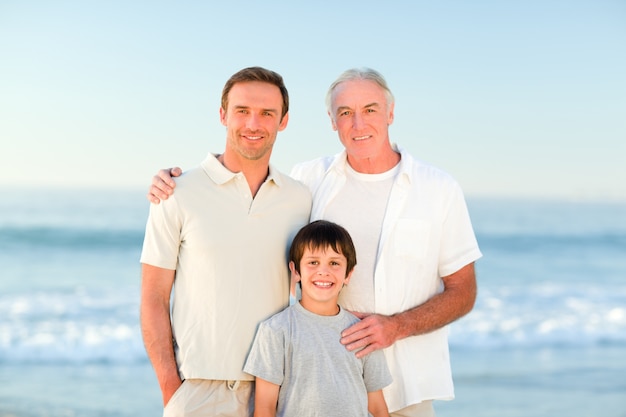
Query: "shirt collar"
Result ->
[[329, 143, 413, 186], [201, 153, 282, 187]]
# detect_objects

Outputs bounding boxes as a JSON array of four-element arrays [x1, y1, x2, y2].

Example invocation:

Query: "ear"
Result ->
[[387, 102, 395, 126], [278, 112, 289, 132], [289, 261, 301, 280], [328, 111, 338, 131], [219, 107, 227, 127], [343, 269, 354, 286], [289, 261, 300, 298]]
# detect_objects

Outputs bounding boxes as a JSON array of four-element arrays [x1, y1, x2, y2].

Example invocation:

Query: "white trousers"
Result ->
[[390, 400, 435, 417], [163, 379, 254, 417]]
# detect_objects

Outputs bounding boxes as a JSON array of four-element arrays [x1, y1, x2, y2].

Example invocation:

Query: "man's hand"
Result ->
[[341, 263, 477, 358], [340, 313, 399, 358], [147, 167, 182, 204], [162, 377, 183, 407], [140, 263, 180, 406]]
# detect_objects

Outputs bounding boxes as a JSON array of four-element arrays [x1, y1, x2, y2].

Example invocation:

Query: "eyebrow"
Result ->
[[335, 102, 381, 114], [363, 102, 381, 109], [233, 105, 279, 114]]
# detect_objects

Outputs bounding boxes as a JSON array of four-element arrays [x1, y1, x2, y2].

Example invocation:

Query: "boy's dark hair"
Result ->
[[289, 220, 357, 277], [221, 66, 289, 121]]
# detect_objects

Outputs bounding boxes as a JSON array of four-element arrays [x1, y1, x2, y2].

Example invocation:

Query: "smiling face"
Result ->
[[328, 79, 398, 173], [220, 81, 288, 167], [290, 245, 352, 316]]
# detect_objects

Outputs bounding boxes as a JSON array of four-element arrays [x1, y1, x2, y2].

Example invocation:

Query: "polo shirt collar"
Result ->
[[201, 153, 282, 187], [267, 164, 283, 187]]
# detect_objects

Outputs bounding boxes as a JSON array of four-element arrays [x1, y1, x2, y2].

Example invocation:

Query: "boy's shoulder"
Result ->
[[260, 303, 299, 328], [339, 307, 361, 326]]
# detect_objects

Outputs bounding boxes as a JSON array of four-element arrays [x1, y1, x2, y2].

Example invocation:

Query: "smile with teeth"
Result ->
[[313, 281, 334, 288], [353, 135, 370, 141], [244, 135, 263, 140]]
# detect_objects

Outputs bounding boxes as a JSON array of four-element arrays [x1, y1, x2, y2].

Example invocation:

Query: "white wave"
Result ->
[[449, 282, 626, 349], [3, 282, 626, 364], [0, 290, 147, 364]]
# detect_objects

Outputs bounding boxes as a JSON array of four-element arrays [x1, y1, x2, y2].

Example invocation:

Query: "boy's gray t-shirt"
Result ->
[[244, 302, 392, 417]]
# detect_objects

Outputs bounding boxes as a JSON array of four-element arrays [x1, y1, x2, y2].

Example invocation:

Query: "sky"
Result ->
[[1, 0, 625, 201]]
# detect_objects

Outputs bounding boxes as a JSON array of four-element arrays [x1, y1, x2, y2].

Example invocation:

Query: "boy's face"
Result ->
[[289, 245, 352, 316]]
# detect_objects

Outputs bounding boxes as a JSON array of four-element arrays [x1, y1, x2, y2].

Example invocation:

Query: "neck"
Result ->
[[218, 152, 270, 197], [347, 148, 400, 174], [299, 299, 340, 316]]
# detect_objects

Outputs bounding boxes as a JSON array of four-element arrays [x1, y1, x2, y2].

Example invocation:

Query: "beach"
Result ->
[[1, 189, 625, 416]]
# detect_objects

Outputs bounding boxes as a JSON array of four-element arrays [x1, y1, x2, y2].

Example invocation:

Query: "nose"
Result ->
[[246, 113, 261, 131], [352, 112, 365, 130]]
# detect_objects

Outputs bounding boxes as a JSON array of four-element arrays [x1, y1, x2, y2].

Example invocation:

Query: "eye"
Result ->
[[339, 110, 351, 117]]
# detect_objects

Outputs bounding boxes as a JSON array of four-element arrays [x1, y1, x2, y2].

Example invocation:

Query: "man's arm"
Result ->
[[147, 167, 182, 204], [367, 390, 390, 417], [140, 263, 180, 406], [253, 377, 279, 417], [341, 262, 477, 358]]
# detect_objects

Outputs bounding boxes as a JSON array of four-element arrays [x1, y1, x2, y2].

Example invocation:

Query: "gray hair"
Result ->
[[325, 68, 395, 114]]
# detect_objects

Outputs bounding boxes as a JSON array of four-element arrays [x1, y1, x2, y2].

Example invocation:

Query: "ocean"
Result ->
[[1, 188, 625, 417]]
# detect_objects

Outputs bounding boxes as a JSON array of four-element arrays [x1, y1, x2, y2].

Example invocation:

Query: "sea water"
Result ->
[[1, 189, 625, 416], [438, 199, 626, 417]]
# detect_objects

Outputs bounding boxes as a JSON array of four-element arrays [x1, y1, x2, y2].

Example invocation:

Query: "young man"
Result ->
[[148, 68, 481, 417], [244, 220, 391, 417], [140, 67, 311, 417]]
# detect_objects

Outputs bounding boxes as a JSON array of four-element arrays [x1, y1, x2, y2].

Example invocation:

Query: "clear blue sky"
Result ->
[[2, 0, 625, 200]]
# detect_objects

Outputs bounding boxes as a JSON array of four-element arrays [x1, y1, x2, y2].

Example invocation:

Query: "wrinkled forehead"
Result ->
[[330, 79, 389, 109]]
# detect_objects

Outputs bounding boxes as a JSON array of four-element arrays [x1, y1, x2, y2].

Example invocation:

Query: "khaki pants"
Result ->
[[390, 400, 435, 417], [163, 379, 254, 417]]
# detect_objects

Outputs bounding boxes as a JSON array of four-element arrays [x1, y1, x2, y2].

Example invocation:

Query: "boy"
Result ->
[[244, 220, 392, 417]]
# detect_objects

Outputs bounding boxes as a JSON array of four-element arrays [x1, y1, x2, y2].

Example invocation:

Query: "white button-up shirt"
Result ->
[[291, 145, 482, 412]]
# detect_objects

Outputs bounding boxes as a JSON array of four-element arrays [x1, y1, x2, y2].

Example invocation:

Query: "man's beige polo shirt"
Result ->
[[141, 153, 311, 381]]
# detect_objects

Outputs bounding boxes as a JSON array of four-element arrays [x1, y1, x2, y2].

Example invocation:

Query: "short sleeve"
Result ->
[[438, 182, 482, 277], [362, 349, 393, 393], [140, 197, 183, 270], [243, 321, 286, 386]]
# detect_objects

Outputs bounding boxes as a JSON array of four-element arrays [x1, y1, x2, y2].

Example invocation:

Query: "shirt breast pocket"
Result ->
[[393, 219, 431, 261]]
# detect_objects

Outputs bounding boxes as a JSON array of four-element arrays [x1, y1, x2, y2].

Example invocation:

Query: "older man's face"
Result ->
[[329, 79, 394, 169]]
